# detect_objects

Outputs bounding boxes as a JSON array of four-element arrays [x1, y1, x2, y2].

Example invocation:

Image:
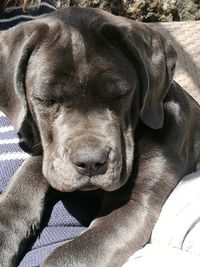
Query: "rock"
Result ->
[[55, 0, 200, 21], [124, 0, 179, 22], [176, 0, 200, 20]]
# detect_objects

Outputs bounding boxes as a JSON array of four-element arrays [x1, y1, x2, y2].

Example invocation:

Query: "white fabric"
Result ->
[[123, 169, 200, 266]]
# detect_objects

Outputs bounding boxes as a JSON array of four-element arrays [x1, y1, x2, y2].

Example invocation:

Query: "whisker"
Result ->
[[32, 142, 41, 149]]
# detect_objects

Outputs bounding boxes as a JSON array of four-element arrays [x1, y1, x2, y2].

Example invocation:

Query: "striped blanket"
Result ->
[[0, 1, 56, 30], [0, 111, 28, 192]]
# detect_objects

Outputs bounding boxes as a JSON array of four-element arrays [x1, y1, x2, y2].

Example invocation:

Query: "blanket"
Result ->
[[0, 0, 56, 30]]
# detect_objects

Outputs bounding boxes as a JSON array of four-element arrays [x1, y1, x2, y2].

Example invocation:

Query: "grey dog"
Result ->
[[0, 7, 200, 267]]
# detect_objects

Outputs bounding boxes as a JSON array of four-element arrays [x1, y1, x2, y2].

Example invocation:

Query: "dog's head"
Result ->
[[0, 7, 176, 192]]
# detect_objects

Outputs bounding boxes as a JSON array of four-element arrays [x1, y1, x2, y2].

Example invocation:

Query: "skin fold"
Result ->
[[0, 7, 200, 267]]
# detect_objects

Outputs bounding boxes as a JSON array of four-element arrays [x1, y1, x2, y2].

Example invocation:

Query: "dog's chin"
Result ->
[[78, 182, 123, 192], [78, 184, 99, 191], [79, 176, 126, 192], [44, 169, 124, 192], [46, 178, 124, 193]]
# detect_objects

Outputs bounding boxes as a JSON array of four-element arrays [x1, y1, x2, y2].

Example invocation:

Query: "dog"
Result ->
[[0, 7, 200, 267]]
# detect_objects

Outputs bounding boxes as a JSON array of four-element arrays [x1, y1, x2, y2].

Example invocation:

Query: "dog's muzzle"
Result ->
[[70, 146, 110, 177]]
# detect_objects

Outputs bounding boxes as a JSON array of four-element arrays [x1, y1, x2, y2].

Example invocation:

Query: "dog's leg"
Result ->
[[42, 148, 183, 267], [0, 156, 49, 267]]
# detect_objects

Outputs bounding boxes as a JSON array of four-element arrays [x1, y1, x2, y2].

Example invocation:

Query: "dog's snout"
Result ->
[[70, 147, 109, 177]]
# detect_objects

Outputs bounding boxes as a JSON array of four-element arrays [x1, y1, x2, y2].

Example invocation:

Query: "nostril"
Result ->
[[75, 162, 87, 169], [94, 161, 106, 169]]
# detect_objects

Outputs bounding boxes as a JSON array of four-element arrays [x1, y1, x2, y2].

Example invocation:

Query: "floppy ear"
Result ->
[[101, 20, 177, 129], [0, 22, 48, 154]]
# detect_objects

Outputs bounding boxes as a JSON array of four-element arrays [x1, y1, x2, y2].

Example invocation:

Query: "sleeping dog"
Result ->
[[0, 7, 200, 267]]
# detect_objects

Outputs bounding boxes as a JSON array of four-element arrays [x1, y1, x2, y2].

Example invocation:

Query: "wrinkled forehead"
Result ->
[[28, 25, 136, 96]]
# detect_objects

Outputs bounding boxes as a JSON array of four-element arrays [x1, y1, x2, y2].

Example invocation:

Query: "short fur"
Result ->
[[0, 7, 200, 267]]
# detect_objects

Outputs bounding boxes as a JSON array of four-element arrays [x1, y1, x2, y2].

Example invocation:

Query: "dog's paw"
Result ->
[[0, 205, 18, 266], [0, 202, 37, 266]]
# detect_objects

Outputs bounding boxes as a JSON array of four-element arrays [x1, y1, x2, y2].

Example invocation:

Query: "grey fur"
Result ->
[[0, 7, 200, 267]]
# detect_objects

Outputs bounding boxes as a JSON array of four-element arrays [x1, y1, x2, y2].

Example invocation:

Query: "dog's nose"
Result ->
[[70, 147, 109, 177]]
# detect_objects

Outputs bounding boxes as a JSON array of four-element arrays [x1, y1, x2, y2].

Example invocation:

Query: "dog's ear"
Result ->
[[101, 20, 177, 129], [0, 22, 48, 154]]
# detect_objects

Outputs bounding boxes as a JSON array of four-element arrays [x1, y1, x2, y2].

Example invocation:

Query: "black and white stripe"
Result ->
[[0, 1, 56, 30], [0, 111, 29, 192]]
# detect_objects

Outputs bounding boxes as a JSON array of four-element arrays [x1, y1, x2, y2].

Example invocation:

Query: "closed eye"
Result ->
[[33, 96, 58, 106], [101, 80, 132, 101], [32, 96, 73, 108], [112, 90, 131, 100]]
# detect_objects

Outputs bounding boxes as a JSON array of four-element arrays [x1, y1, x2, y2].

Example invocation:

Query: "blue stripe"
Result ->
[[0, 116, 12, 127], [0, 143, 23, 154], [0, 159, 24, 192], [0, 131, 18, 139]]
